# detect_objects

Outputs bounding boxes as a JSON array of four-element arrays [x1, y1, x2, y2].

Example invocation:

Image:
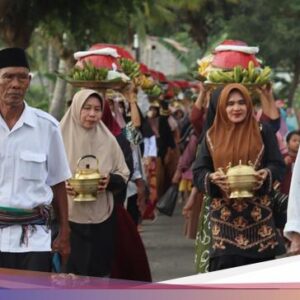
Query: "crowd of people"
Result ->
[[0, 44, 300, 282]]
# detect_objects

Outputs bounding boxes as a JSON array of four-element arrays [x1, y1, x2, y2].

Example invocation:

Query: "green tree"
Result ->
[[38, 0, 147, 118], [225, 0, 300, 106], [144, 0, 239, 54], [0, 0, 148, 117], [0, 0, 57, 48]]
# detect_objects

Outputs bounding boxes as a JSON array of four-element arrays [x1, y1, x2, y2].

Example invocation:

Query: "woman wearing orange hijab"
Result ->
[[193, 83, 286, 271]]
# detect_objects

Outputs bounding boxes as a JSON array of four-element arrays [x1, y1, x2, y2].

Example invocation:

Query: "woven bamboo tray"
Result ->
[[66, 79, 129, 91], [203, 81, 267, 91]]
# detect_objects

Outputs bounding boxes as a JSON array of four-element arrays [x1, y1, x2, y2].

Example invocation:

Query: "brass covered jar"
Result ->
[[226, 163, 256, 199]]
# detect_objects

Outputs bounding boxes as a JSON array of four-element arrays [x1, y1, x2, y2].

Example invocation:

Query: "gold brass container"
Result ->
[[68, 155, 101, 202], [227, 163, 256, 199]]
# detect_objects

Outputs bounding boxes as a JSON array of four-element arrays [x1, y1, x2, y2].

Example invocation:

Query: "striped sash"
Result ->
[[0, 205, 52, 246]]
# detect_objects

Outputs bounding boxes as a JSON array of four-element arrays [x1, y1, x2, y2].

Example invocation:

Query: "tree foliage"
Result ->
[[225, 0, 300, 105], [0, 0, 299, 107], [145, 0, 239, 53]]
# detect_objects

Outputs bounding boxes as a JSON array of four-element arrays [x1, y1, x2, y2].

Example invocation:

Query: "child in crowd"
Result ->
[[281, 130, 300, 195]]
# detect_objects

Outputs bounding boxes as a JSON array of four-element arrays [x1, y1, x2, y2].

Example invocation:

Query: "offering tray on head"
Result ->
[[65, 78, 129, 91], [203, 81, 264, 91]]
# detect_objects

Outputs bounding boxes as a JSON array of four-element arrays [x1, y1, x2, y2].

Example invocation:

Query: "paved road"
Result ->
[[141, 201, 197, 282]]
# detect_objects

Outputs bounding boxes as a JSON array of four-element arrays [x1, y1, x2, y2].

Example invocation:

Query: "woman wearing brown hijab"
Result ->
[[193, 83, 286, 271], [60, 89, 130, 277]]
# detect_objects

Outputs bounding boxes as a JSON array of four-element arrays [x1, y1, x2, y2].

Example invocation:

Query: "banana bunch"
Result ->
[[69, 61, 108, 81], [253, 66, 272, 85], [240, 61, 272, 84], [208, 70, 235, 83], [136, 74, 155, 89], [144, 84, 162, 98], [118, 58, 140, 79], [207, 61, 272, 85], [197, 55, 213, 77]]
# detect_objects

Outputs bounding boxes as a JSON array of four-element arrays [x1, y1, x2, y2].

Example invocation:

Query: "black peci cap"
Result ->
[[0, 47, 30, 70]]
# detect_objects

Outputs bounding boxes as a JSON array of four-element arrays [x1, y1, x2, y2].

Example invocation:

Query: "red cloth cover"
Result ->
[[75, 43, 134, 69], [212, 40, 260, 69]]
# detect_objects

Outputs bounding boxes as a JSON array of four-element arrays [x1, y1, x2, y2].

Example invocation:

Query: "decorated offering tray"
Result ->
[[65, 79, 129, 90], [203, 81, 263, 91], [57, 59, 131, 91]]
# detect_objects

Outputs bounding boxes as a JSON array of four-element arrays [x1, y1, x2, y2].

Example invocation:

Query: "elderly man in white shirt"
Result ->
[[0, 47, 71, 272], [284, 146, 300, 254]]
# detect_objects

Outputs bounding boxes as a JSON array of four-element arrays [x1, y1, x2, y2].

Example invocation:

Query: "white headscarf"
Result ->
[[60, 89, 129, 223]]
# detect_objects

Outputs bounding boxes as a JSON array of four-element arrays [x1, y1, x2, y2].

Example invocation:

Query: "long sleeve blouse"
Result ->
[[193, 122, 285, 198], [192, 122, 286, 259]]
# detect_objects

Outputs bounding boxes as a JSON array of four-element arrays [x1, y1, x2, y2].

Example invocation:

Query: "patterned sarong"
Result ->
[[195, 195, 211, 273]]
